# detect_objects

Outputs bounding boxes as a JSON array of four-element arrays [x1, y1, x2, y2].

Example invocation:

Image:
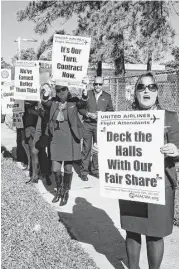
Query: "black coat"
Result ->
[[119, 109, 179, 237], [48, 97, 85, 141], [78, 89, 114, 123]]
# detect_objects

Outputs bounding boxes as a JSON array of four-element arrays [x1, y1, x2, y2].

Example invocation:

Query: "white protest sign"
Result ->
[[1, 69, 11, 84], [97, 110, 165, 205], [1, 85, 24, 114], [39, 61, 52, 85], [13, 113, 24, 129], [14, 61, 40, 101], [52, 34, 91, 84]]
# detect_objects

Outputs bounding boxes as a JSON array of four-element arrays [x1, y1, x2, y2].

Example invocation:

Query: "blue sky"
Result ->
[[1, 1, 78, 63], [1, 1, 179, 63]]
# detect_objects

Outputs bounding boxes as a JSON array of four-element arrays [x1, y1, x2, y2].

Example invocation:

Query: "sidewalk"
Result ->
[[1, 122, 179, 269]]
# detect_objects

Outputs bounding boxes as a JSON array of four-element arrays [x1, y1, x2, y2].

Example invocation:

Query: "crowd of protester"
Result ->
[[16, 76, 113, 206], [4, 73, 179, 269]]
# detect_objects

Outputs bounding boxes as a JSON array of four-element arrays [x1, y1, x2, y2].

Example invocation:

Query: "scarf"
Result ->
[[56, 102, 67, 122]]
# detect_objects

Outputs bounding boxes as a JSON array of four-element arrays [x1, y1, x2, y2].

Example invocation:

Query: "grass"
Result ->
[[1, 157, 99, 269]]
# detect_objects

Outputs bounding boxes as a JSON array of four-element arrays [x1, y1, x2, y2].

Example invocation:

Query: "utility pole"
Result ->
[[14, 37, 38, 60]]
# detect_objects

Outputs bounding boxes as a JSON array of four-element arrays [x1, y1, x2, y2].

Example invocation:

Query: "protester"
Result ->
[[19, 127, 30, 170], [1, 112, 6, 123], [23, 101, 39, 183], [79, 76, 114, 181], [32, 83, 54, 186], [118, 73, 179, 269], [47, 83, 88, 206]]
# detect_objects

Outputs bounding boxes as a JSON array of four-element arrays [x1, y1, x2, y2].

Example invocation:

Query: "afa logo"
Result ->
[[1, 69, 10, 79], [129, 193, 135, 198]]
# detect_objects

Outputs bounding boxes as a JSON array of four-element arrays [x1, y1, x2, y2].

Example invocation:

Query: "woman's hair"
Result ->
[[132, 72, 159, 109]]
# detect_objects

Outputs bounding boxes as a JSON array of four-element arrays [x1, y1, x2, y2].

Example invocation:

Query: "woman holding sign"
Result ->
[[47, 83, 88, 206], [118, 73, 179, 269], [32, 83, 55, 186]]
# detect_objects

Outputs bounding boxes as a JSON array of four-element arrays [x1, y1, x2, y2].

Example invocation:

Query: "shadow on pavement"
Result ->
[[58, 197, 129, 269]]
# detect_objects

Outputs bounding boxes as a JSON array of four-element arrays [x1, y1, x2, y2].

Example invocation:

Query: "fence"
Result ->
[[102, 70, 179, 173], [101, 69, 179, 112]]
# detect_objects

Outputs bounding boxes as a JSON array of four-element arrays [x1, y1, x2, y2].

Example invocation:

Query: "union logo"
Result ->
[[1, 70, 9, 78]]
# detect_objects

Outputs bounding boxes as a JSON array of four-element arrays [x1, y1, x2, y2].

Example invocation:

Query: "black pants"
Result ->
[[38, 146, 51, 176], [81, 122, 98, 176], [16, 128, 28, 164]]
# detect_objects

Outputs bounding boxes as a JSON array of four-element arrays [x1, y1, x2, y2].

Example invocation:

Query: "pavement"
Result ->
[[1, 122, 179, 269]]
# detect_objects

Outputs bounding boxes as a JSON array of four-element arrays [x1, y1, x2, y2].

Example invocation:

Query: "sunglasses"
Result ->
[[136, 83, 158, 92], [94, 83, 103, 86], [56, 88, 67, 93]]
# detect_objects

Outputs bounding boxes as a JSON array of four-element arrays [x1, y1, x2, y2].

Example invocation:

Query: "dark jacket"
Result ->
[[78, 89, 114, 123], [33, 101, 52, 149], [48, 97, 85, 141], [164, 110, 179, 188], [23, 101, 39, 128], [33, 95, 87, 147]]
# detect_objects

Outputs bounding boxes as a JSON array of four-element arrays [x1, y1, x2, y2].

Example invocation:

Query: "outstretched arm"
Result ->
[[76, 88, 89, 110]]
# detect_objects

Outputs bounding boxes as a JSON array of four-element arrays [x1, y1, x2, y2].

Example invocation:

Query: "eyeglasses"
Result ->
[[94, 83, 103, 86], [56, 88, 67, 93], [136, 84, 158, 92]]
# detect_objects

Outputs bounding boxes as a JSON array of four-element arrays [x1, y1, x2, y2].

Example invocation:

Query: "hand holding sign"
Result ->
[[98, 110, 166, 205], [82, 76, 90, 97], [52, 35, 91, 83], [160, 143, 179, 157], [68, 77, 89, 99], [87, 112, 97, 120]]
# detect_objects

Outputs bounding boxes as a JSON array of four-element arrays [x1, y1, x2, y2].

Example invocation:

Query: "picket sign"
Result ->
[[39, 60, 52, 85], [97, 110, 165, 205], [13, 112, 24, 128], [52, 34, 91, 86], [14, 61, 40, 101], [1, 84, 24, 114]]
